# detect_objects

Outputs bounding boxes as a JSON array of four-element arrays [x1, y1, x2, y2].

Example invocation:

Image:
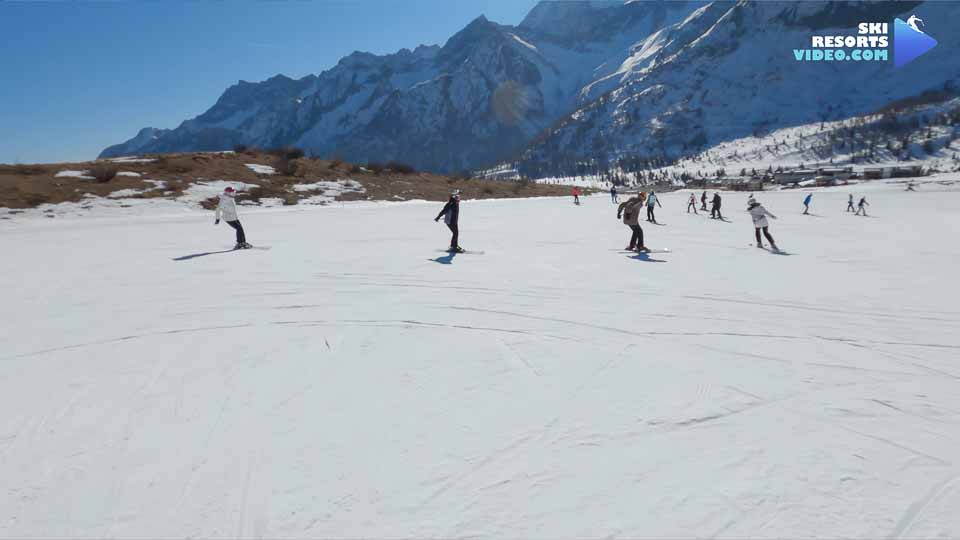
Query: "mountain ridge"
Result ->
[[102, 1, 957, 178], [99, 0, 697, 172]]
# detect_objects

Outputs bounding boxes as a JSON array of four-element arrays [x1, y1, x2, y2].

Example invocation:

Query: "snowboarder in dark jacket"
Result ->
[[435, 190, 462, 252], [855, 196, 870, 216], [711, 192, 723, 219]]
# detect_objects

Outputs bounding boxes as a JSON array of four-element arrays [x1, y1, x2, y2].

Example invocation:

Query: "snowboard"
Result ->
[[751, 244, 788, 255], [616, 248, 671, 254], [437, 248, 485, 255]]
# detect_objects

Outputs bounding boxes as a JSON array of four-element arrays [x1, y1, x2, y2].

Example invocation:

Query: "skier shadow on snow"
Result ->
[[172, 249, 236, 261], [629, 253, 667, 263], [429, 251, 458, 265]]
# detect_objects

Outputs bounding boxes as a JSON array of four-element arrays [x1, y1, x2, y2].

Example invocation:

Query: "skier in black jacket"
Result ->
[[711, 192, 723, 219], [435, 190, 463, 252]]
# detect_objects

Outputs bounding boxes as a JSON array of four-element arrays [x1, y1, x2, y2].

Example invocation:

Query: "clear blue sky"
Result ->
[[0, 0, 540, 164]]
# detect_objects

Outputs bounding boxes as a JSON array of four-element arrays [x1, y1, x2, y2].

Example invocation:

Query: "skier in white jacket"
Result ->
[[747, 198, 778, 251], [215, 186, 251, 249]]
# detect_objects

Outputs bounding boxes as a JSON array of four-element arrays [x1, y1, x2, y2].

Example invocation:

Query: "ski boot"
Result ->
[[757, 242, 763, 248]]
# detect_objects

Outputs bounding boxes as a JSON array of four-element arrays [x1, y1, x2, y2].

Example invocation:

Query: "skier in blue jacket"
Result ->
[[803, 193, 813, 215]]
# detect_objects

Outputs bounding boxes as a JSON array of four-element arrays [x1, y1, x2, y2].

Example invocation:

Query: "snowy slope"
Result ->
[[2, 181, 960, 537]]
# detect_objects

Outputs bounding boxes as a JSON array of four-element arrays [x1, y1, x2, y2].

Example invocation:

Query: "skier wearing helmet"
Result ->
[[747, 197, 778, 251], [435, 190, 463, 252], [214, 186, 251, 249]]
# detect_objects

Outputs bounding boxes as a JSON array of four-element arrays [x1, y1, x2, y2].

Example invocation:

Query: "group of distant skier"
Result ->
[[682, 190, 725, 219], [210, 180, 885, 255], [843, 193, 870, 216]]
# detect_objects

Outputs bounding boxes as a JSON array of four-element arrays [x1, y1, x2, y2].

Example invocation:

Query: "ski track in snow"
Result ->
[[1, 185, 960, 537]]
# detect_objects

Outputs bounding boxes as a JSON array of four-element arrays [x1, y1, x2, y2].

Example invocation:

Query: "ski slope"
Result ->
[[2, 181, 960, 538]]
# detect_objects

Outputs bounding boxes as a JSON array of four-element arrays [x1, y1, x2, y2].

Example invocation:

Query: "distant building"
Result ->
[[773, 169, 817, 185], [862, 165, 924, 179], [732, 179, 763, 191], [816, 167, 853, 180]]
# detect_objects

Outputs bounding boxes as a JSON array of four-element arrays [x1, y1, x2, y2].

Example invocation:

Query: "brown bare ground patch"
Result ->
[[0, 152, 582, 210]]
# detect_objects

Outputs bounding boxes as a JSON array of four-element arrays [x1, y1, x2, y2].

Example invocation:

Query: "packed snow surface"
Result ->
[[54, 170, 93, 179], [245, 163, 276, 175], [1, 181, 959, 537], [107, 157, 157, 164]]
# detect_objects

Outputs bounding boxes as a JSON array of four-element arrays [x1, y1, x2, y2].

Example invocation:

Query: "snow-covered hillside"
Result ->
[[513, 0, 960, 178], [2, 180, 960, 537], [646, 97, 960, 183], [483, 92, 960, 187]]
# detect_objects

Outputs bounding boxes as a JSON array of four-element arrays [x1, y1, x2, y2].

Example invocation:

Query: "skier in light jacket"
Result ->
[[748, 198, 778, 251], [687, 193, 698, 214], [846, 193, 855, 212], [646, 190, 663, 223], [617, 192, 648, 252], [435, 190, 462, 252], [214, 186, 251, 249]]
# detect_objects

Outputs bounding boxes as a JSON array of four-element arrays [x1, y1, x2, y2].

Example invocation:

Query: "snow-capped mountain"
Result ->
[[511, 0, 960, 178], [102, 1, 959, 176], [100, 1, 700, 172]]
